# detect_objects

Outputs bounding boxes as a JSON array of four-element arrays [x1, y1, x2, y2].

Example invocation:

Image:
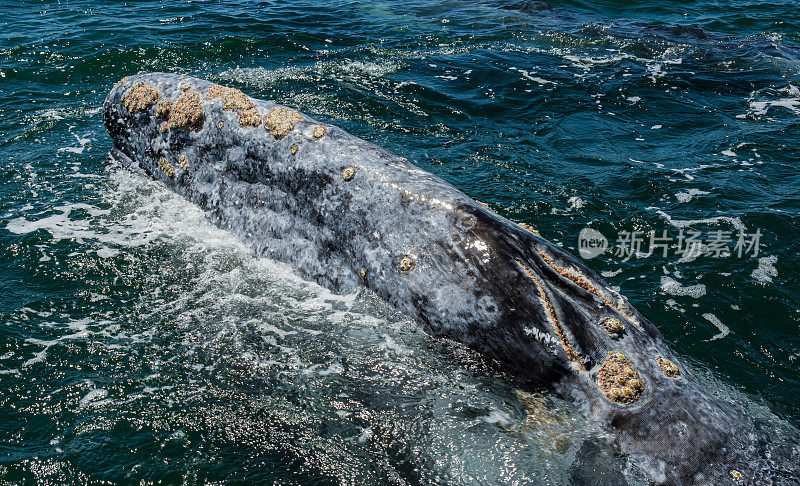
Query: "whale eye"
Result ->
[[398, 257, 415, 274], [341, 166, 356, 182]]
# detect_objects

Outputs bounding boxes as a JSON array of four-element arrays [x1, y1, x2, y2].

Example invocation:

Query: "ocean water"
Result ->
[[1, 0, 799, 484]]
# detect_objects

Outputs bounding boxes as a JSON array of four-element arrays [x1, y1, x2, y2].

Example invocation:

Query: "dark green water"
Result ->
[[1, 0, 798, 483]]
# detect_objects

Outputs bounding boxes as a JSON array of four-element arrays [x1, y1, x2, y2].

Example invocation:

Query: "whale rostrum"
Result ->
[[104, 73, 762, 485]]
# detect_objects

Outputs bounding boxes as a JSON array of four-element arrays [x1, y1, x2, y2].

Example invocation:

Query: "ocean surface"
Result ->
[[1, 0, 799, 483]]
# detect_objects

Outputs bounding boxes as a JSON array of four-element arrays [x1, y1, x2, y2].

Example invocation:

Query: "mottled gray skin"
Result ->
[[105, 73, 763, 485]]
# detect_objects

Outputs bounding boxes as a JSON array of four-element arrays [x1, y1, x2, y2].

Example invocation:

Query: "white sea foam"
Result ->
[[744, 84, 800, 117], [651, 209, 745, 231], [317, 362, 344, 376], [509, 67, 557, 86], [675, 189, 710, 203], [22, 318, 94, 368], [567, 196, 584, 210], [482, 407, 511, 426], [57, 126, 91, 155], [357, 427, 374, 443], [659, 276, 706, 298], [79, 387, 109, 408], [379, 334, 411, 356], [218, 59, 402, 88], [702, 313, 730, 341], [752, 255, 778, 283], [748, 98, 800, 116], [665, 299, 685, 313], [551, 195, 585, 214], [95, 246, 119, 258]]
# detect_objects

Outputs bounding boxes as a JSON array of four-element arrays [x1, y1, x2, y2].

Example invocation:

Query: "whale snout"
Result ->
[[508, 244, 759, 484]]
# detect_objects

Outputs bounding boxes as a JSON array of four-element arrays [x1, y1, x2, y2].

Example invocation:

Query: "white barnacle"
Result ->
[[397, 256, 415, 274], [340, 166, 356, 182]]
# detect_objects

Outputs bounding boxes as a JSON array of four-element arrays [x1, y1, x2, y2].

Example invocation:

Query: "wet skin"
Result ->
[[105, 73, 770, 485]]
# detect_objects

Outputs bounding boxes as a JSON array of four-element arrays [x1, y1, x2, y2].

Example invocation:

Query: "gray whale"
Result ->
[[104, 73, 766, 485]]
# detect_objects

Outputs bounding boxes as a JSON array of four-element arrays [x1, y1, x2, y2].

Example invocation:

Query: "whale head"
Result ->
[[451, 206, 784, 484], [103, 73, 793, 485]]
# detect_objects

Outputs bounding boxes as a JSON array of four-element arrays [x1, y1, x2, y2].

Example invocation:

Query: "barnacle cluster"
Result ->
[[115, 76, 131, 88], [157, 157, 175, 178], [206, 84, 227, 99], [518, 222, 540, 235], [517, 261, 585, 369], [178, 153, 189, 171], [263, 106, 303, 139], [168, 90, 205, 131], [601, 316, 624, 337], [290, 144, 299, 155], [654, 355, 680, 378], [340, 166, 356, 182], [312, 125, 327, 140], [206, 84, 261, 128], [598, 351, 644, 404], [539, 251, 606, 301], [155, 99, 172, 120], [398, 256, 415, 274], [122, 82, 161, 114]]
